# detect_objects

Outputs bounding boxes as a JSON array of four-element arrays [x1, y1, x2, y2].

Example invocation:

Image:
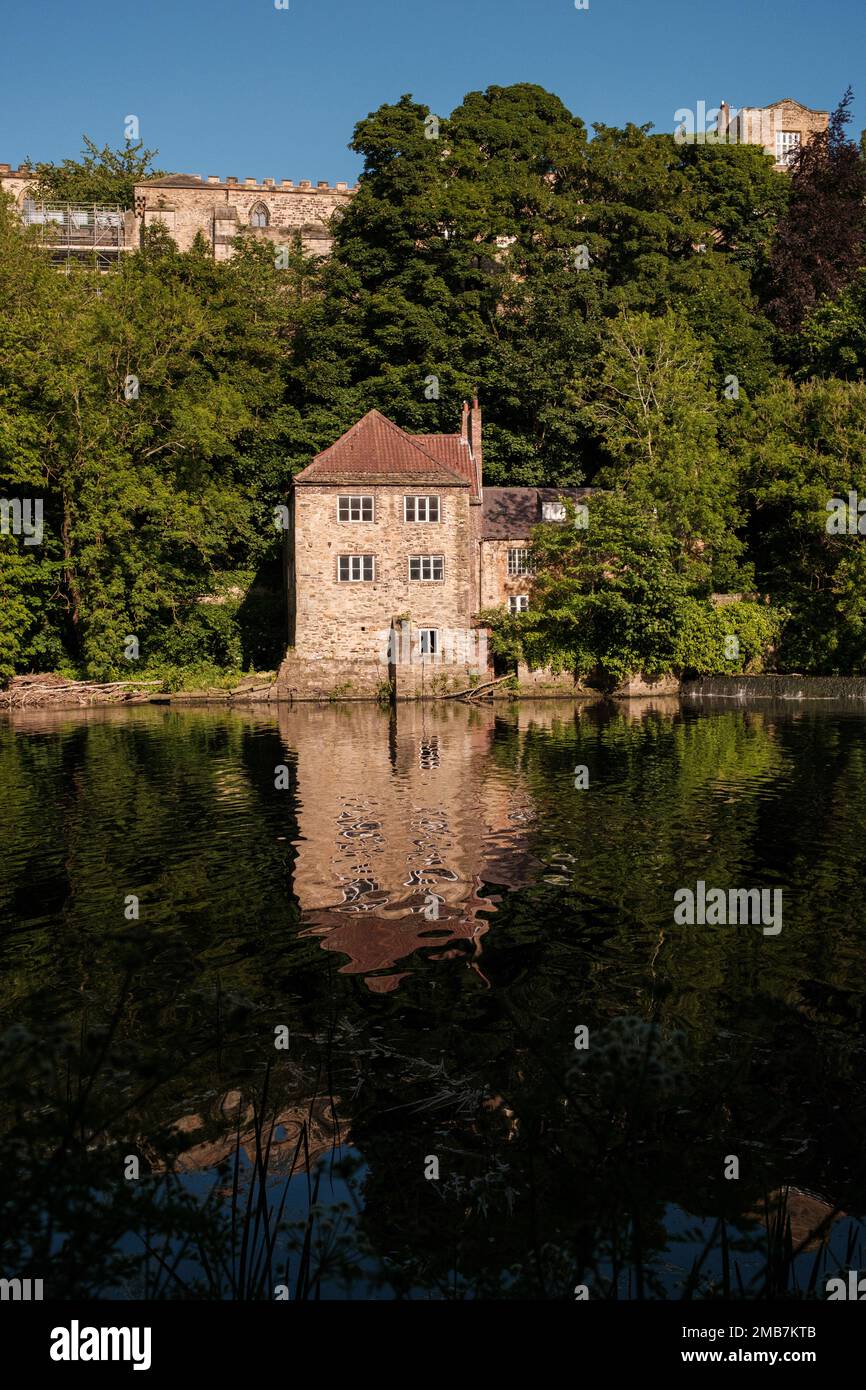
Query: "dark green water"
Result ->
[[1, 697, 865, 1299]]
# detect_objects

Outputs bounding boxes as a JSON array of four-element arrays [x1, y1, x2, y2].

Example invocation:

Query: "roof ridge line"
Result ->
[[373, 412, 466, 477], [306, 409, 466, 481]]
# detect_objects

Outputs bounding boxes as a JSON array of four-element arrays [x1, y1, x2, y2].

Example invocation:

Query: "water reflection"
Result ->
[[1, 697, 865, 1299], [283, 703, 546, 989]]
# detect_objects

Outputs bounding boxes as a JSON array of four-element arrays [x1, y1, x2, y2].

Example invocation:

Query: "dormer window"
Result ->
[[541, 500, 566, 522], [249, 203, 270, 228]]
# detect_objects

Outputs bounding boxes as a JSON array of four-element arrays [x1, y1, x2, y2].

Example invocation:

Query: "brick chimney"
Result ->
[[469, 396, 482, 493]]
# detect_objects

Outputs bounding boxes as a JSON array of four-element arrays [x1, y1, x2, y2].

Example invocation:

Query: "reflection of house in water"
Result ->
[[752, 1186, 845, 1253], [279, 703, 546, 991], [169, 1090, 343, 1176]]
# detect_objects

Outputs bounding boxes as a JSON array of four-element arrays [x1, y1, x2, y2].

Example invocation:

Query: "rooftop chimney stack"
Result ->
[[470, 396, 482, 492], [719, 101, 729, 141]]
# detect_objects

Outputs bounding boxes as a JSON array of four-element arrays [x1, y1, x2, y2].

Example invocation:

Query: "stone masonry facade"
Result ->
[[291, 483, 475, 659], [0, 165, 357, 259], [716, 98, 829, 167], [131, 173, 358, 259], [273, 403, 591, 701]]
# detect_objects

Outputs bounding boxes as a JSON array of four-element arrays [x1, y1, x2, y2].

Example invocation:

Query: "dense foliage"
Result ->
[[2, 85, 866, 682], [29, 135, 163, 208], [481, 494, 781, 687]]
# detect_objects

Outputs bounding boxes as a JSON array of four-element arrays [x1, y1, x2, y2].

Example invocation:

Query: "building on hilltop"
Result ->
[[716, 98, 829, 168], [273, 402, 592, 700], [1, 93, 828, 263], [0, 163, 358, 263], [132, 171, 358, 259]]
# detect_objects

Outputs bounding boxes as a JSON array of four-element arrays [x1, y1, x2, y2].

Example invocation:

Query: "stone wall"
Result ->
[[614, 673, 682, 698], [271, 651, 485, 703], [291, 483, 476, 664], [272, 653, 388, 702], [133, 175, 357, 258], [479, 537, 534, 609], [511, 665, 589, 697], [720, 100, 828, 166]]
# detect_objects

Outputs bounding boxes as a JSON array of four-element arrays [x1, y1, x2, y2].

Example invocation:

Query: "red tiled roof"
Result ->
[[294, 410, 470, 486], [419, 434, 478, 494]]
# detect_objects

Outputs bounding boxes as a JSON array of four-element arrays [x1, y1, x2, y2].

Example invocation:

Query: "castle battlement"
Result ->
[[0, 164, 358, 192], [132, 171, 358, 260], [1, 156, 358, 262], [136, 173, 359, 193]]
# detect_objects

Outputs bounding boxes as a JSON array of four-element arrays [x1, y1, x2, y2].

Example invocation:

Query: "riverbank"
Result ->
[[0, 671, 275, 711], [7, 670, 866, 710]]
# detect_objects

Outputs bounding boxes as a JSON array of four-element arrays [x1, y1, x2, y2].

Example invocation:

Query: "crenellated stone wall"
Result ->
[[133, 173, 358, 258], [1, 163, 357, 260]]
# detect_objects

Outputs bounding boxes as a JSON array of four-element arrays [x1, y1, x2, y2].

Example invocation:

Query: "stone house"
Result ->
[[274, 402, 591, 700], [716, 98, 829, 167]]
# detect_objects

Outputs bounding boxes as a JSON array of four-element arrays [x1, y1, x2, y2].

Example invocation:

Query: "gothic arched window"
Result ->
[[249, 203, 270, 228]]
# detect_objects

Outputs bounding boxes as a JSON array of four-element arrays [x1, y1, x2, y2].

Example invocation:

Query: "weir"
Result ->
[[683, 675, 866, 703]]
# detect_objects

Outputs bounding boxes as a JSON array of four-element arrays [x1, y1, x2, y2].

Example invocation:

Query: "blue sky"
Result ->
[[1, 0, 862, 183]]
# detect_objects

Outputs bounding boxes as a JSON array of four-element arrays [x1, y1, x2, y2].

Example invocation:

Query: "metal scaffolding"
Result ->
[[20, 200, 131, 271]]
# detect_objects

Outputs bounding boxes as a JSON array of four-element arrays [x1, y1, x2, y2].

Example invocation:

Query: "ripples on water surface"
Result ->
[[1, 698, 865, 1299]]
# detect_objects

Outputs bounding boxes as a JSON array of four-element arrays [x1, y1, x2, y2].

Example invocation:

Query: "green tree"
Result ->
[[580, 129, 782, 391], [766, 89, 866, 335], [0, 195, 68, 676], [678, 140, 789, 281], [798, 269, 866, 379], [743, 377, 866, 672], [571, 310, 746, 591], [0, 201, 306, 680], [481, 493, 778, 686], [290, 85, 596, 484], [29, 135, 162, 208]]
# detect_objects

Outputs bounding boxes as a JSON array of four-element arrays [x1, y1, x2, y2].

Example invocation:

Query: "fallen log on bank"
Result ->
[[0, 674, 162, 709], [441, 674, 517, 703]]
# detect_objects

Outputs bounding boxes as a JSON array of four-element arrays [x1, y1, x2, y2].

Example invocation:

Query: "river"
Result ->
[[1, 697, 864, 1299]]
